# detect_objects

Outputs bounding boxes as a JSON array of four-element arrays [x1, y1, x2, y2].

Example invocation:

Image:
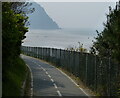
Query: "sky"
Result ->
[[35, 2, 116, 31]]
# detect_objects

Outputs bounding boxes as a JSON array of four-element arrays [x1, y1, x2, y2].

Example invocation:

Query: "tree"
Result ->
[[2, 2, 34, 96], [2, 2, 34, 68], [90, 1, 120, 64], [2, 2, 28, 68]]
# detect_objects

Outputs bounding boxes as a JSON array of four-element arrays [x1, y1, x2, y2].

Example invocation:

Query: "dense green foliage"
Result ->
[[3, 57, 27, 96], [2, 2, 33, 96], [90, 1, 120, 64], [2, 2, 28, 69]]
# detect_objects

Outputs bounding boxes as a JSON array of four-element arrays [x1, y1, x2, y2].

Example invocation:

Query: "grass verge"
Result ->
[[2, 56, 30, 96], [24, 66, 32, 96], [26, 55, 96, 96]]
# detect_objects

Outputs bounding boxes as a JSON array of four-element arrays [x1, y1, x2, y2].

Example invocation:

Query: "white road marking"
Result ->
[[57, 90, 62, 96], [39, 67, 42, 70], [48, 75, 51, 78], [53, 83, 57, 89], [45, 72, 48, 74], [27, 56, 88, 96], [32, 61, 41, 67], [56, 67, 89, 96], [41, 67, 46, 71], [43, 69, 46, 71], [51, 79, 54, 82]]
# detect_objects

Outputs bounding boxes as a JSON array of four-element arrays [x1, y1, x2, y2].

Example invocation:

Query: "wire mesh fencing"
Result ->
[[21, 46, 120, 96]]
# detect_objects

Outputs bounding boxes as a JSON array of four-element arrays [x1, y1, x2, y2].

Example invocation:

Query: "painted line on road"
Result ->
[[43, 68, 46, 71], [30, 59, 53, 82], [56, 67, 89, 96], [44, 61, 88, 96], [32, 61, 41, 67], [50, 79, 54, 82], [28, 57, 88, 96], [41, 67, 44, 69], [41, 67, 46, 71], [57, 90, 62, 96], [48, 75, 51, 78], [45, 71, 48, 74], [32, 61, 39, 67], [53, 83, 58, 89], [32, 60, 60, 96]]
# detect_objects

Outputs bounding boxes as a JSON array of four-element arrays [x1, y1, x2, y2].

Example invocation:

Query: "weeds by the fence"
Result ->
[[21, 46, 120, 96]]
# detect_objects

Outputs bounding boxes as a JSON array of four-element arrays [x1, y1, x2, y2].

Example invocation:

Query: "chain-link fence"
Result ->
[[21, 46, 120, 96]]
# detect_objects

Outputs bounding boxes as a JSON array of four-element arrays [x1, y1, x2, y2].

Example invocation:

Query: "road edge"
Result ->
[[26, 64, 33, 96], [22, 54, 96, 97]]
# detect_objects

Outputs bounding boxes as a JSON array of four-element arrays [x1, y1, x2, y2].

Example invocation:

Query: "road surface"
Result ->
[[21, 55, 88, 96]]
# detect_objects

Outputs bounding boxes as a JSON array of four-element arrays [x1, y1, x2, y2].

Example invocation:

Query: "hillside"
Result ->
[[28, 2, 60, 30]]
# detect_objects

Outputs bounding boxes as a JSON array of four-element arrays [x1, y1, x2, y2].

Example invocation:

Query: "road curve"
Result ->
[[21, 55, 88, 96]]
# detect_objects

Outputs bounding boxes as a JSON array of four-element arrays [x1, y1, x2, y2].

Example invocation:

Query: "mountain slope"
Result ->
[[28, 2, 60, 30]]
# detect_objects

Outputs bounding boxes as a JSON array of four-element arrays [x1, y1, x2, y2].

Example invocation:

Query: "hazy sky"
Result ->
[[36, 2, 116, 31]]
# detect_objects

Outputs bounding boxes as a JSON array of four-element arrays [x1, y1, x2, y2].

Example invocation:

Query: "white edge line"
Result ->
[[53, 83, 57, 89], [51, 79, 54, 82], [44, 61, 88, 96], [27, 56, 88, 96], [41, 67, 45, 71], [56, 67, 89, 96], [45, 72, 48, 74], [43, 68, 46, 71], [57, 90, 62, 96], [26, 64, 33, 96], [43, 69, 45, 71], [48, 75, 51, 78]]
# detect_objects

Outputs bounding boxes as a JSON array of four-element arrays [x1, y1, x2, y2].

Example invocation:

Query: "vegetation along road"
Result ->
[[21, 55, 88, 96]]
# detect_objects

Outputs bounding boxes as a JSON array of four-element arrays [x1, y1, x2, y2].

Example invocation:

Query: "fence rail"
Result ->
[[21, 46, 120, 96]]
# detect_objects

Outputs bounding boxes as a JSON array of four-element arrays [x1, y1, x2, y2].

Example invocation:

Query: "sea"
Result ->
[[22, 28, 97, 51]]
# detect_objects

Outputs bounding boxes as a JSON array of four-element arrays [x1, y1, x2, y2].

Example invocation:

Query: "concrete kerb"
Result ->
[[26, 64, 33, 96], [25, 55, 90, 97]]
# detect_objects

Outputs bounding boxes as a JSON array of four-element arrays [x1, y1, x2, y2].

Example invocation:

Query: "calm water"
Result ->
[[22, 29, 97, 51]]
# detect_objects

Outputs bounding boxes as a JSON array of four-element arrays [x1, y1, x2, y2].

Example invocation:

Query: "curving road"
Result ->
[[21, 55, 89, 96]]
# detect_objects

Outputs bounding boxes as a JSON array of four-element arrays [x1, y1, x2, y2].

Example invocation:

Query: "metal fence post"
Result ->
[[21, 46, 120, 96], [94, 55, 97, 92], [32, 47, 33, 57], [85, 53, 88, 85], [72, 51, 75, 75], [33, 47, 35, 57], [37, 47, 39, 58]]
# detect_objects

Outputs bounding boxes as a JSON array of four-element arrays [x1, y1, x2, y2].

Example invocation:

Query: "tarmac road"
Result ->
[[21, 55, 88, 96]]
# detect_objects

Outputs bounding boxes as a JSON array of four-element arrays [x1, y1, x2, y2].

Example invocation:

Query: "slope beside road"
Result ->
[[21, 55, 89, 96]]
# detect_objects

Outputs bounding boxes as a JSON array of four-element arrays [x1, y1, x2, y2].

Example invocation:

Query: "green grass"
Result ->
[[24, 67, 31, 96], [3, 57, 27, 96]]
